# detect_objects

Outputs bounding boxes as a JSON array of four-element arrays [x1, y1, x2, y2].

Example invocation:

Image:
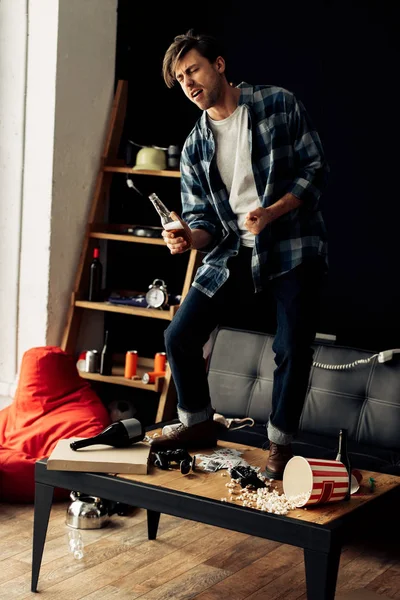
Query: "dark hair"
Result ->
[[162, 29, 224, 88]]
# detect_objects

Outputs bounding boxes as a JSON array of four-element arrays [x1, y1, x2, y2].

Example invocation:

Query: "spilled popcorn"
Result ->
[[221, 473, 309, 515]]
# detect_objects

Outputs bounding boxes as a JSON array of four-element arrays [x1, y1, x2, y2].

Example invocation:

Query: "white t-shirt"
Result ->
[[208, 105, 261, 247]]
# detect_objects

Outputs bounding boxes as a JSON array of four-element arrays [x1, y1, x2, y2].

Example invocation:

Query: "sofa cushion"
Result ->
[[0, 346, 110, 502], [207, 327, 400, 475]]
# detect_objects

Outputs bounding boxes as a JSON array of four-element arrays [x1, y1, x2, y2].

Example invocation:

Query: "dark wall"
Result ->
[[115, 0, 399, 351]]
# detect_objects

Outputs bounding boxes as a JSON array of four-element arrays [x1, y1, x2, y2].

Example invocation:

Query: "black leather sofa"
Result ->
[[207, 327, 400, 476]]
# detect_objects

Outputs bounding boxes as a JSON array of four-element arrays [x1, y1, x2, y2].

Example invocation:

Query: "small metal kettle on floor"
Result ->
[[66, 491, 110, 529], [66, 491, 134, 529]]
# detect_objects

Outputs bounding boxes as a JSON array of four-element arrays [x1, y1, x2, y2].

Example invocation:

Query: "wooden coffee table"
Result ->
[[31, 439, 400, 599]]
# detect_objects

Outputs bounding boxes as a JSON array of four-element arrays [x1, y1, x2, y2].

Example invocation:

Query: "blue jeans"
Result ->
[[164, 246, 325, 443]]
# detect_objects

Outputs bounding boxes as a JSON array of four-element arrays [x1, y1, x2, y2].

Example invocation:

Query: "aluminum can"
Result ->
[[142, 370, 166, 384], [167, 145, 180, 169], [85, 350, 99, 373], [154, 352, 167, 372], [124, 350, 138, 378]]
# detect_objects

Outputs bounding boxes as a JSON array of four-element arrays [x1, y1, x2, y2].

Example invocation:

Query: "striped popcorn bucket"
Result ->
[[283, 456, 350, 507]]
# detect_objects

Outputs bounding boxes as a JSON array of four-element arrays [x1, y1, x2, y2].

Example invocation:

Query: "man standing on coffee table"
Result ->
[[151, 30, 329, 480]]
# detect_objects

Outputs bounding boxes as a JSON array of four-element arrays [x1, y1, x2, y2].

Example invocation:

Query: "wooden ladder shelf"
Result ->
[[61, 80, 200, 422]]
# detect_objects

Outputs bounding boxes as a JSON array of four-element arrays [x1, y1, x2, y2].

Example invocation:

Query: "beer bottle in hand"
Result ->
[[148, 193, 190, 243]]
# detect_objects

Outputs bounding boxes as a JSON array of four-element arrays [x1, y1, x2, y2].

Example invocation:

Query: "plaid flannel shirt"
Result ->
[[180, 82, 329, 296]]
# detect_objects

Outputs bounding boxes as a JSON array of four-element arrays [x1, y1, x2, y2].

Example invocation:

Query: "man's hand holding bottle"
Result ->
[[162, 213, 214, 254], [162, 212, 193, 254], [148, 193, 212, 254]]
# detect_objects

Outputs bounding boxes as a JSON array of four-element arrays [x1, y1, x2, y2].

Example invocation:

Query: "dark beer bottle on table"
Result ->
[[336, 428, 351, 500], [70, 418, 144, 451]]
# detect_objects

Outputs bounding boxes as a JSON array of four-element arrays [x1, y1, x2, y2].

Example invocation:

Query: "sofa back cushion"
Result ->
[[207, 327, 400, 452]]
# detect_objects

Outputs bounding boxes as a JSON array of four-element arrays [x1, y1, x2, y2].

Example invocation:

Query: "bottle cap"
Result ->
[[93, 247, 100, 258]]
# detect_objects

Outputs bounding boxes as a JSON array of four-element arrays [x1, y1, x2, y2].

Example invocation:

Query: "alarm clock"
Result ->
[[145, 279, 168, 309]]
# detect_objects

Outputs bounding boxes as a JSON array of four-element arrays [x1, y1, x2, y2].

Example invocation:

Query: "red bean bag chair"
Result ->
[[0, 346, 110, 503]]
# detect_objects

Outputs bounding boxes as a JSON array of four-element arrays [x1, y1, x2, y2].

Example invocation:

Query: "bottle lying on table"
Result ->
[[70, 418, 144, 450]]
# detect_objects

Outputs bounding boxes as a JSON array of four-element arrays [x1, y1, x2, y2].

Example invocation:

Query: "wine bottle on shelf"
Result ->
[[99, 330, 112, 376], [148, 192, 190, 243], [88, 247, 103, 301], [70, 418, 145, 451], [336, 428, 351, 500]]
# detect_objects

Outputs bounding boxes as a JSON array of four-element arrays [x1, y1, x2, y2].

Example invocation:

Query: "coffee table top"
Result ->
[[117, 439, 400, 527]]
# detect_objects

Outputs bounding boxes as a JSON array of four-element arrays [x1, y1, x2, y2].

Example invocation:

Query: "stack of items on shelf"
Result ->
[[77, 346, 167, 384]]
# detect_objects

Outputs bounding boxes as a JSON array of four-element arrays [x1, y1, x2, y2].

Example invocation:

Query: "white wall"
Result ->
[[0, 0, 117, 408], [18, 0, 59, 367], [0, 0, 29, 403], [48, 0, 117, 346]]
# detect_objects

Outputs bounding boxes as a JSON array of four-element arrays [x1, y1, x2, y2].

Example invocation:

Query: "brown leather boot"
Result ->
[[150, 419, 218, 451], [264, 442, 293, 480]]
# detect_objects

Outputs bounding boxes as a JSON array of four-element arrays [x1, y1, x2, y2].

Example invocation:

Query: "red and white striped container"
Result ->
[[283, 456, 350, 507]]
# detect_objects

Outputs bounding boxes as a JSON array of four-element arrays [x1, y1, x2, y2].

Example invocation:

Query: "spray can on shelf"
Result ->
[[154, 352, 167, 372], [124, 350, 138, 379], [85, 350, 99, 373], [142, 371, 166, 385]]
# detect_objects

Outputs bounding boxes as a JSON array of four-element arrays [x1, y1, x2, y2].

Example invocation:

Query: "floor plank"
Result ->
[[192, 545, 304, 600], [336, 545, 399, 593], [0, 501, 398, 600], [366, 568, 400, 599], [106, 526, 246, 595], [336, 591, 393, 599]]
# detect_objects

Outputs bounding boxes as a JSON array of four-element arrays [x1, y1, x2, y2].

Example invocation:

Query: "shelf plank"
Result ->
[[78, 368, 164, 392], [103, 160, 180, 178], [89, 232, 166, 245], [75, 300, 175, 320]]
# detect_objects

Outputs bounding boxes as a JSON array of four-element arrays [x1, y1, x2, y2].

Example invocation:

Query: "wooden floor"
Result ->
[[0, 500, 398, 600]]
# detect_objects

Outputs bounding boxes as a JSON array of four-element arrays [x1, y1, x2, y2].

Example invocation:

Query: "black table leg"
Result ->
[[304, 540, 342, 600], [147, 509, 161, 540], [31, 482, 54, 592]]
